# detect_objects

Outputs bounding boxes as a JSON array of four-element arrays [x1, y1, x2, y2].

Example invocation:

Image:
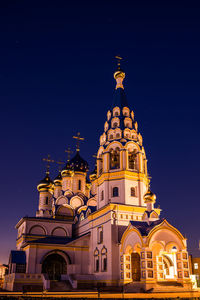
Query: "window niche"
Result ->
[[101, 247, 107, 272], [110, 148, 120, 170], [112, 187, 119, 197], [101, 190, 104, 201], [94, 248, 99, 272], [130, 187, 136, 197], [128, 149, 137, 170]]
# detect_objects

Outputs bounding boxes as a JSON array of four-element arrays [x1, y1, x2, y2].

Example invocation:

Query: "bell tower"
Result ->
[[96, 58, 150, 210]]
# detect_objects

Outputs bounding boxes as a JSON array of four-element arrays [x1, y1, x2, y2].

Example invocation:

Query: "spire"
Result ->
[[114, 56, 125, 90], [112, 56, 128, 109]]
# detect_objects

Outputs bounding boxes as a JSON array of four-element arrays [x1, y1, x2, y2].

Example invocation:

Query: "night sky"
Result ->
[[1, 1, 200, 263]]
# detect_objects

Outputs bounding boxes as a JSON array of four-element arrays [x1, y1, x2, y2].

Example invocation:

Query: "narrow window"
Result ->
[[45, 197, 48, 205], [94, 248, 99, 272], [101, 190, 104, 201], [110, 134, 113, 140], [113, 187, 119, 197], [131, 187, 136, 197], [98, 226, 103, 244], [78, 180, 81, 190], [101, 247, 107, 272]]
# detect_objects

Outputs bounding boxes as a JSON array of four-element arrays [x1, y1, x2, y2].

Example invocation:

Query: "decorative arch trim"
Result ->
[[120, 223, 143, 254], [40, 249, 71, 265], [51, 226, 68, 237], [146, 219, 186, 248], [29, 224, 47, 235]]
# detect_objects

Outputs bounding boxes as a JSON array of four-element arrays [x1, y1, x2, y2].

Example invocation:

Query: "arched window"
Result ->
[[109, 134, 113, 140], [101, 190, 104, 201], [131, 187, 136, 197], [114, 111, 119, 116], [113, 187, 119, 197], [45, 197, 48, 205], [78, 180, 81, 190], [113, 122, 118, 128], [94, 248, 99, 272], [101, 247, 107, 272], [116, 133, 120, 139], [110, 148, 120, 169], [128, 150, 137, 170]]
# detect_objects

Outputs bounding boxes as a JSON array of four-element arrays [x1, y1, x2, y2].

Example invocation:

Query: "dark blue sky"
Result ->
[[1, 1, 200, 262]]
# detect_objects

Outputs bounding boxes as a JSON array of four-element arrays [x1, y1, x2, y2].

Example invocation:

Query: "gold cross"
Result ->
[[65, 147, 73, 161], [73, 132, 84, 152], [43, 154, 54, 175]]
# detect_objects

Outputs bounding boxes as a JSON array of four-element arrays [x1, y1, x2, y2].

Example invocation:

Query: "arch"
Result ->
[[40, 249, 71, 265], [77, 205, 87, 214], [165, 241, 180, 252], [111, 117, 120, 129], [51, 227, 68, 237], [120, 225, 143, 254], [87, 198, 97, 207], [125, 141, 140, 152], [41, 250, 71, 281], [113, 106, 120, 117], [56, 204, 74, 217], [29, 225, 46, 235], [70, 196, 84, 209], [64, 190, 73, 197], [124, 128, 131, 138], [147, 219, 186, 249], [122, 107, 130, 116], [105, 140, 123, 152], [112, 186, 119, 197], [110, 148, 120, 170], [149, 240, 165, 255], [55, 195, 68, 205], [124, 117, 132, 128]]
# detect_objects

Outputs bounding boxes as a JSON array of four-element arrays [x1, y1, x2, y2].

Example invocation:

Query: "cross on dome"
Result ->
[[42, 154, 54, 175], [73, 132, 84, 152]]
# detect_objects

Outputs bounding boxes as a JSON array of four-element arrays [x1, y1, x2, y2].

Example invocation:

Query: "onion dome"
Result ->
[[69, 151, 89, 172], [61, 160, 72, 177], [143, 187, 156, 203], [37, 173, 53, 191]]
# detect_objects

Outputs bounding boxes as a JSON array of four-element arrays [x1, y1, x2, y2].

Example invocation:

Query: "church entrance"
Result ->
[[42, 253, 67, 280], [131, 253, 141, 281]]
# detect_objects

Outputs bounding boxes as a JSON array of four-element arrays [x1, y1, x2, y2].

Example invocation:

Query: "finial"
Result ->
[[65, 147, 73, 161], [114, 55, 125, 89], [43, 154, 54, 175], [73, 132, 84, 152]]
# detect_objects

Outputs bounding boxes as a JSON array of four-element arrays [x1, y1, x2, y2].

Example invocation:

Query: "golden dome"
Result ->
[[114, 69, 125, 80], [143, 187, 156, 203]]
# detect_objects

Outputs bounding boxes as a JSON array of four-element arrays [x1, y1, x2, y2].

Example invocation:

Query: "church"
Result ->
[[3, 61, 192, 292]]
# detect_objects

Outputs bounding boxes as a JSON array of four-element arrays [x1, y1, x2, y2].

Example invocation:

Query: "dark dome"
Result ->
[[37, 173, 53, 191], [70, 151, 88, 172]]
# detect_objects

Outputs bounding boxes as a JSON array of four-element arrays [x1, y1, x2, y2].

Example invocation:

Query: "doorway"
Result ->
[[131, 252, 141, 281], [42, 253, 67, 280]]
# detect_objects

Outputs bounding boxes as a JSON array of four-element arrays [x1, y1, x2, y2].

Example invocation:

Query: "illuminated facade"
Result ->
[[4, 63, 192, 292]]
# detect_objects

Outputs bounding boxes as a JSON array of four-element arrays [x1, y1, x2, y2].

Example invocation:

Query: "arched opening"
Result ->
[[42, 253, 67, 280], [128, 149, 137, 170], [112, 187, 119, 197], [131, 253, 141, 281], [110, 148, 120, 170]]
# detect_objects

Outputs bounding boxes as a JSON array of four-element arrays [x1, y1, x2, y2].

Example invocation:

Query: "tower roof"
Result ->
[[69, 151, 89, 172], [111, 87, 128, 110]]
